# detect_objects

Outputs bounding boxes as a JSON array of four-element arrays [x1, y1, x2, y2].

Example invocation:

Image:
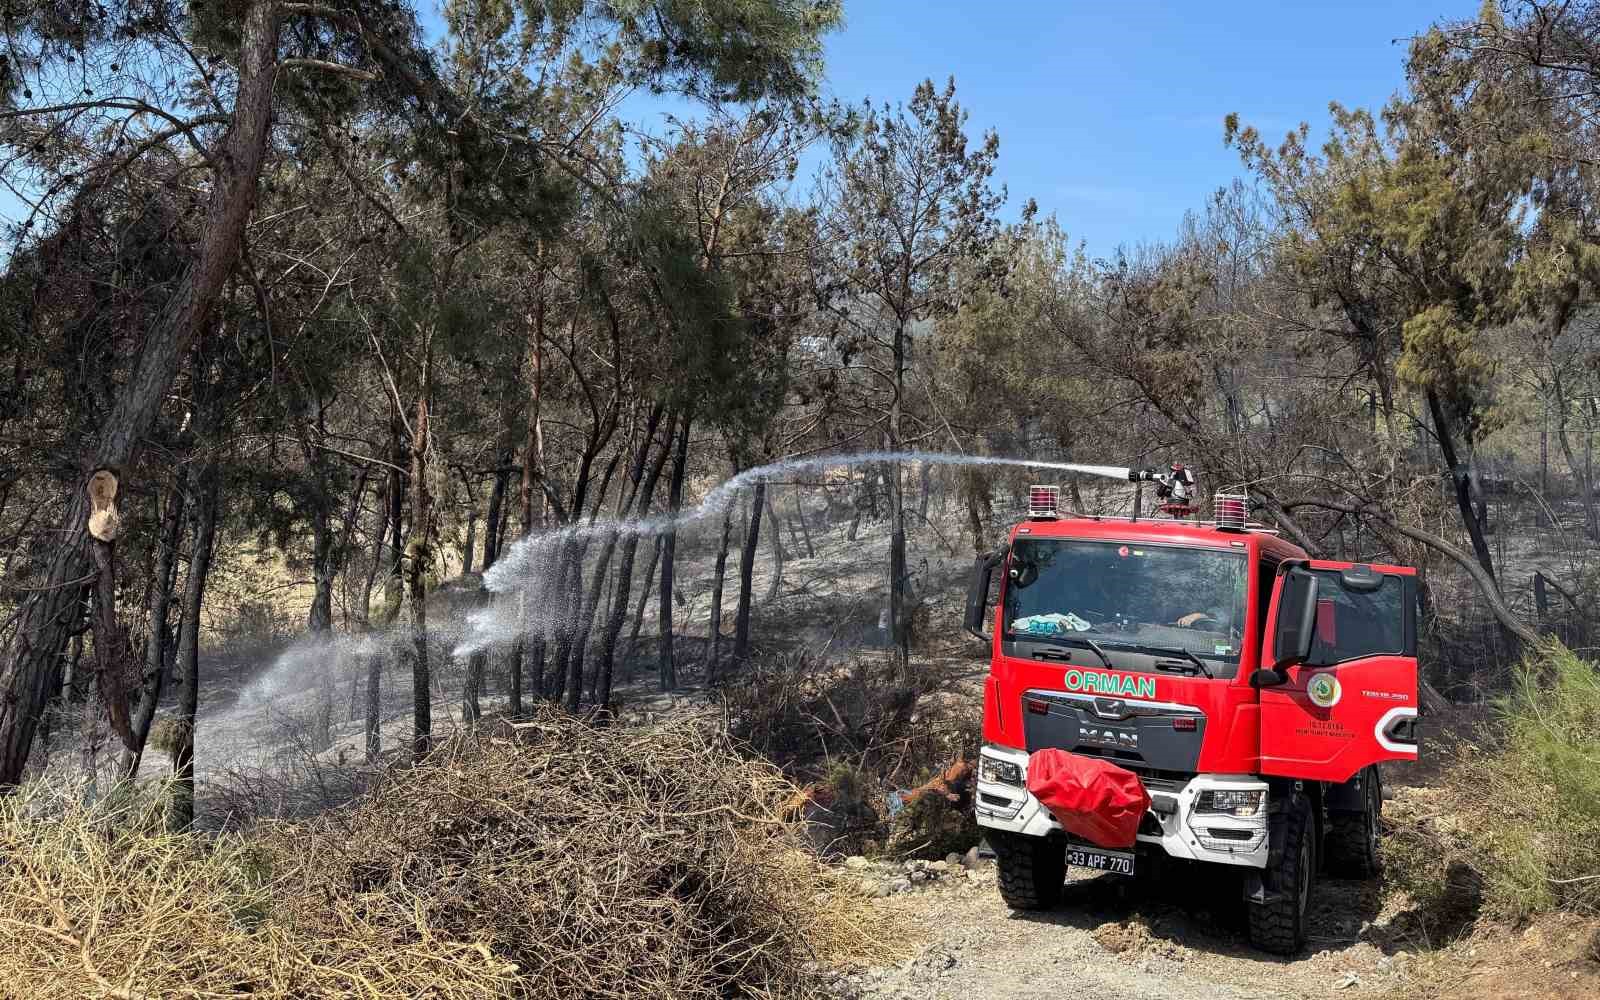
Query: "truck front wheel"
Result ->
[[990, 831, 1065, 910], [1247, 794, 1314, 955]]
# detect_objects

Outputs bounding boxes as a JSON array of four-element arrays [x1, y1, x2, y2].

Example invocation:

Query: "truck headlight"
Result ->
[[979, 756, 1023, 787], [1194, 789, 1264, 818]]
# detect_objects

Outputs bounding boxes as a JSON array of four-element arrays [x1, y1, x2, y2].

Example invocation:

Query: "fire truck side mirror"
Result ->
[[1249, 668, 1287, 688], [965, 549, 1004, 641], [1269, 568, 1319, 673]]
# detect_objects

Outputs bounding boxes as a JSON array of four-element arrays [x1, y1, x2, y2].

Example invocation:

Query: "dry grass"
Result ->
[[0, 712, 900, 999], [721, 650, 978, 782], [1386, 643, 1600, 935]]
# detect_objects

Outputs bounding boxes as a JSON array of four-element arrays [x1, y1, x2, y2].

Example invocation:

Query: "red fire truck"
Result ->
[[965, 476, 1419, 954]]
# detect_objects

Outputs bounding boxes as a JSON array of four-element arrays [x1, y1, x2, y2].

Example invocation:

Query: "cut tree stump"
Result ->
[[87, 468, 121, 542]]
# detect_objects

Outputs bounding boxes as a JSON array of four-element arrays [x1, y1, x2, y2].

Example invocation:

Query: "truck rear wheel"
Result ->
[[1247, 794, 1314, 955], [991, 831, 1065, 910], [1325, 766, 1382, 879]]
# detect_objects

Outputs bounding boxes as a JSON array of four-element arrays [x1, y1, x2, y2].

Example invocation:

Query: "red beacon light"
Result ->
[[1028, 485, 1060, 519], [1214, 492, 1249, 531]]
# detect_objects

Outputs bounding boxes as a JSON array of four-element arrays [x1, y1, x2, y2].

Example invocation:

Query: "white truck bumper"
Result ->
[[974, 743, 1270, 869]]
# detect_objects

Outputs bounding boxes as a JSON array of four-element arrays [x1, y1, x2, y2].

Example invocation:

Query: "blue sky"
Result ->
[[809, 1, 1471, 258]]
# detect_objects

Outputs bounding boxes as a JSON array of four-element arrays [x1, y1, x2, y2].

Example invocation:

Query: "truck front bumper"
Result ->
[[975, 743, 1270, 869]]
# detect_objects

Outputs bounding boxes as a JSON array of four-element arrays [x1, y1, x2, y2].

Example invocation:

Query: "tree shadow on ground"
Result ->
[[1006, 854, 1405, 965]]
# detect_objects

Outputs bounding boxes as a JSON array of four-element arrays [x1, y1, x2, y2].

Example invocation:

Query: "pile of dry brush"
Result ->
[[721, 652, 983, 859], [0, 713, 899, 999]]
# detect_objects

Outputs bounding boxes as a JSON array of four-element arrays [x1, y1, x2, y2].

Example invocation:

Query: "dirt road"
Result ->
[[833, 856, 1415, 1000]]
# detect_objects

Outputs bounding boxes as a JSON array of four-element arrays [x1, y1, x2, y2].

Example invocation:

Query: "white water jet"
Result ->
[[192, 450, 1131, 762], [234, 631, 389, 710], [454, 450, 1135, 657]]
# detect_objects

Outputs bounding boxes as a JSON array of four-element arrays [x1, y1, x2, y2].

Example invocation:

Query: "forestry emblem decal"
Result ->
[[1307, 673, 1342, 708]]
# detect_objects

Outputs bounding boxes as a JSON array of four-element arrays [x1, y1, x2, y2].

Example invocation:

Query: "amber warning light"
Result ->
[[1028, 485, 1060, 519]]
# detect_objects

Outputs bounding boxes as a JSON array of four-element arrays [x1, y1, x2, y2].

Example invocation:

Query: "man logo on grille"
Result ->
[[1093, 698, 1130, 719]]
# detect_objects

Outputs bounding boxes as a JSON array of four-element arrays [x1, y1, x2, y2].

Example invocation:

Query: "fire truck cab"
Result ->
[[965, 487, 1419, 954]]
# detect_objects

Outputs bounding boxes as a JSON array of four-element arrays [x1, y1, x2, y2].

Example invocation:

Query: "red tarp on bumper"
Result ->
[[1025, 749, 1152, 849]]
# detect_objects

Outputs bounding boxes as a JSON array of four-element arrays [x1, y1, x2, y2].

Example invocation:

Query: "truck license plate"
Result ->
[[1066, 846, 1135, 876]]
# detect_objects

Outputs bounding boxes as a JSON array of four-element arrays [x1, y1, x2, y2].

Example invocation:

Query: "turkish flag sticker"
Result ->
[[1117, 545, 1130, 558]]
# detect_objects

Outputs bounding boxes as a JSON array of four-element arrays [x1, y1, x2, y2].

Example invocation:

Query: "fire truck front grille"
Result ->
[[1021, 690, 1207, 773]]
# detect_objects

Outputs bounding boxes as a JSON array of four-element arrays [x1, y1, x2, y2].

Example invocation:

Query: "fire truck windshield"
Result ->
[[1004, 538, 1248, 674]]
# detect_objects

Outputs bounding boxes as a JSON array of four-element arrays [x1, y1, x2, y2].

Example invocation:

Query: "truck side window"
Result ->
[[1305, 570, 1404, 666], [1254, 558, 1279, 650]]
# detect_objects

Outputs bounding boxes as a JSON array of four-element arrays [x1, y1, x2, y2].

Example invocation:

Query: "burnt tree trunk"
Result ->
[[461, 510, 478, 575], [545, 539, 579, 705], [120, 479, 186, 780], [596, 411, 672, 708], [965, 469, 986, 555], [483, 448, 511, 569], [304, 401, 336, 635], [625, 538, 662, 681], [0, 1, 281, 787], [706, 501, 734, 680], [458, 463, 480, 575], [658, 413, 692, 692], [1553, 375, 1600, 541], [1428, 390, 1497, 587], [463, 648, 486, 725], [510, 287, 548, 717], [407, 396, 433, 763], [366, 429, 405, 759], [733, 476, 766, 661], [90, 538, 131, 760], [170, 457, 220, 832], [792, 486, 815, 558], [571, 405, 665, 710], [334, 464, 370, 627], [887, 348, 910, 676], [764, 489, 786, 603], [782, 486, 804, 556]]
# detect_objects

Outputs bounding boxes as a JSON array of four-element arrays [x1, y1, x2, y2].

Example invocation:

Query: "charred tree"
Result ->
[[792, 486, 815, 558], [732, 476, 767, 661], [705, 501, 734, 679], [86, 470, 133, 776], [483, 446, 512, 569], [407, 394, 433, 763], [0, 2, 281, 787], [303, 399, 337, 636], [170, 457, 220, 832], [764, 488, 786, 603], [1428, 390, 1497, 587], [624, 538, 663, 679], [658, 414, 692, 692], [596, 411, 673, 707], [120, 477, 187, 780], [570, 405, 665, 710]]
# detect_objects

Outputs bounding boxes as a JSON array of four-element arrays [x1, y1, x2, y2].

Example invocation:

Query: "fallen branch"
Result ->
[[1283, 496, 1539, 647]]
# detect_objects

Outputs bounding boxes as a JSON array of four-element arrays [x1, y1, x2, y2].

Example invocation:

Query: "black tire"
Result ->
[[991, 831, 1065, 910], [1325, 766, 1382, 879], [1248, 794, 1315, 955]]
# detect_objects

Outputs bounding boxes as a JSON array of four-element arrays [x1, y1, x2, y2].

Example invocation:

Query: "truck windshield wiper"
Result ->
[[1138, 644, 1214, 679], [1014, 634, 1115, 669]]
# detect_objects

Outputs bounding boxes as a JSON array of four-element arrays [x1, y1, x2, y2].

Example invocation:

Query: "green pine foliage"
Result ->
[[1389, 644, 1600, 923]]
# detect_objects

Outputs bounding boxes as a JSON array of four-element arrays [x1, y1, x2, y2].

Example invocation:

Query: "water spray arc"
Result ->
[[457, 451, 1156, 657], [225, 450, 1153, 735]]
